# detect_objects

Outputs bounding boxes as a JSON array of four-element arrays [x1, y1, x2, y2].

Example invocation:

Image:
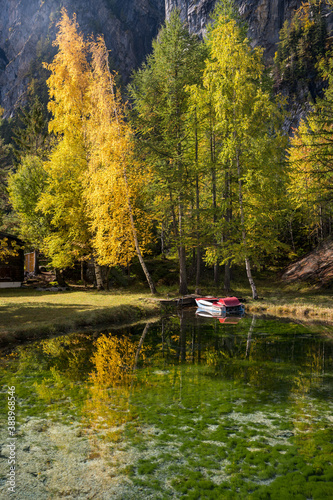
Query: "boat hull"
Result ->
[[195, 301, 226, 315], [195, 297, 245, 316]]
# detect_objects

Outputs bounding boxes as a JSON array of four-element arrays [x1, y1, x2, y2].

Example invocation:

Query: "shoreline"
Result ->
[[0, 289, 161, 346], [246, 301, 333, 323], [2, 288, 333, 346]]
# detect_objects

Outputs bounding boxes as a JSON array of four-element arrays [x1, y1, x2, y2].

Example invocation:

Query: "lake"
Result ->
[[0, 311, 332, 499]]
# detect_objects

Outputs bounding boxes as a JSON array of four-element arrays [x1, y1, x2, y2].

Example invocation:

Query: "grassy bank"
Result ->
[[240, 277, 333, 322], [2, 271, 333, 345], [183, 269, 333, 323], [0, 288, 160, 344]]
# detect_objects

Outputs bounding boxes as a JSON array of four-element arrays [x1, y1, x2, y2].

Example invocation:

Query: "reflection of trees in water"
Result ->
[[85, 323, 151, 435], [152, 313, 255, 365], [144, 315, 333, 400], [6, 315, 331, 446], [31, 333, 94, 405], [246, 314, 256, 358], [90, 335, 138, 387], [40, 334, 94, 377], [288, 342, 332, 470]]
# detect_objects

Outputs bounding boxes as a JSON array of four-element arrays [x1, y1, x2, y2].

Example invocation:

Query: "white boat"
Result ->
[[195, 296, 245, 316]]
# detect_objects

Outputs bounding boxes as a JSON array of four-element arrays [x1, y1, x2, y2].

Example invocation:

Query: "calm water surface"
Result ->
[[0, 312, 332, 499]]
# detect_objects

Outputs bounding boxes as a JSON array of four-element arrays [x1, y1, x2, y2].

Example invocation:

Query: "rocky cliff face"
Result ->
[[165, 0, 302, 57], [0, 0, 329, 118], [0, 0, 165, 117]]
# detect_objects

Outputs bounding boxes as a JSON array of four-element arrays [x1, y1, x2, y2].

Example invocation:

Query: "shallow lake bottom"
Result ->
[[0, 312, 332, 499]]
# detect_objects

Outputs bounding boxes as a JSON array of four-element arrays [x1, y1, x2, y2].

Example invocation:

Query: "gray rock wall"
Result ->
[[0, 0, 165, 117], [1, 0, 331, 117], [165, 0, 301, 56]]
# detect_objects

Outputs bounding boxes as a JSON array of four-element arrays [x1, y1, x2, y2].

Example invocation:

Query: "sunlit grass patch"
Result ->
[[0, 289, 159, 343]]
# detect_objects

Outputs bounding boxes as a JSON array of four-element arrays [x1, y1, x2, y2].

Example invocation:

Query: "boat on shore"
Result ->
[[195, 296, 245, 316]]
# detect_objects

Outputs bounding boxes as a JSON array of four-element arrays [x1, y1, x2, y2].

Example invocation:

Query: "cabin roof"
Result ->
[[0, 232, 24, 245]]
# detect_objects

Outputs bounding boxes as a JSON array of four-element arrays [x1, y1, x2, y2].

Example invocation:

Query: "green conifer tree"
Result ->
[[189, 0, 287, 298], [129, 10, 206, 295]]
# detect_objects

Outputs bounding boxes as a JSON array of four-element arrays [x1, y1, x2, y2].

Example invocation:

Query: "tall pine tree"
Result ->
[[129, 11, 206, 295], [190, 1, 287, 298]]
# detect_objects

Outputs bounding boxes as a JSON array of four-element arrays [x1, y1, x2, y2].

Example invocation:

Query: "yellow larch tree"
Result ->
[[39, 9, 94, 278], [85, 37, 157, 294], [288, 117, 333, 240], [39, 9, 155, 291]]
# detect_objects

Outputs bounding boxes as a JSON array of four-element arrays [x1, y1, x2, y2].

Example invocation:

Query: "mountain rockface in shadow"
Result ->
[[1, 0, 332, 117]]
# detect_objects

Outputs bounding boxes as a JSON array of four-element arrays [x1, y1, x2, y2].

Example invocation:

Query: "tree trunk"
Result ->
[[224, 168, 232, 293], [93, 258, 104, 290], [224, 259, 231, 293], [211, 133, 219, 286], [105, 267, 112, 291], [178, 199, 188, 296], [245, 257, 258, 299], [214, 263, 219, 286], [195, 247, 201, 295], [80, 260, 87, 287], [178, 244, 188, 295], [81, 260, 84, 282], [194, 114, 201, 294], [122, 167, 157, 295], [161, 221, 165, 257], [289, 218, 296, 253], [319, 205, 323, 241], [55, 268, 66, 287], [169, 193, 188, 296], [237, 150, 258, 300], [134, 239, 156, 295]]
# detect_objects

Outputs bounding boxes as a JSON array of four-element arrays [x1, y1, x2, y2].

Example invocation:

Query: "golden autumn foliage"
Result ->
[[90, 334, 138, 388], [38, 10, 156, 290], [86, 333, 145, 432], [288, 120, 318, 205], [82, 37, 156, 292], [0, 237, 20, 263], [39, 9, 92, 268], [44, 10, 90, 137], [288, 115, 333, 236], [84, 37, 154, 268]]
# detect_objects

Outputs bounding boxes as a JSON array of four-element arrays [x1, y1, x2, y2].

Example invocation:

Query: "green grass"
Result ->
[[243, 272, 333, 322], [192, 266, 333, 324], [0, 288, 160, 343], [2, 262, 333, 345]]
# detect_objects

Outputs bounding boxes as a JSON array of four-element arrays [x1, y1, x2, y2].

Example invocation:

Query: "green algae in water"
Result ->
[[0, 314, 332, 499]]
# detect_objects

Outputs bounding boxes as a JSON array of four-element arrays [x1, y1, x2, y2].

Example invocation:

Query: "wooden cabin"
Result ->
[[0, 232, 24, 288]]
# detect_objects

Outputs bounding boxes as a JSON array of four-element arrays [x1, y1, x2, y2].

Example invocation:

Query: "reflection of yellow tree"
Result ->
[[85, 329, 149, 440], [32, 334, 92, 404], [90, 334, 138, 387]]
